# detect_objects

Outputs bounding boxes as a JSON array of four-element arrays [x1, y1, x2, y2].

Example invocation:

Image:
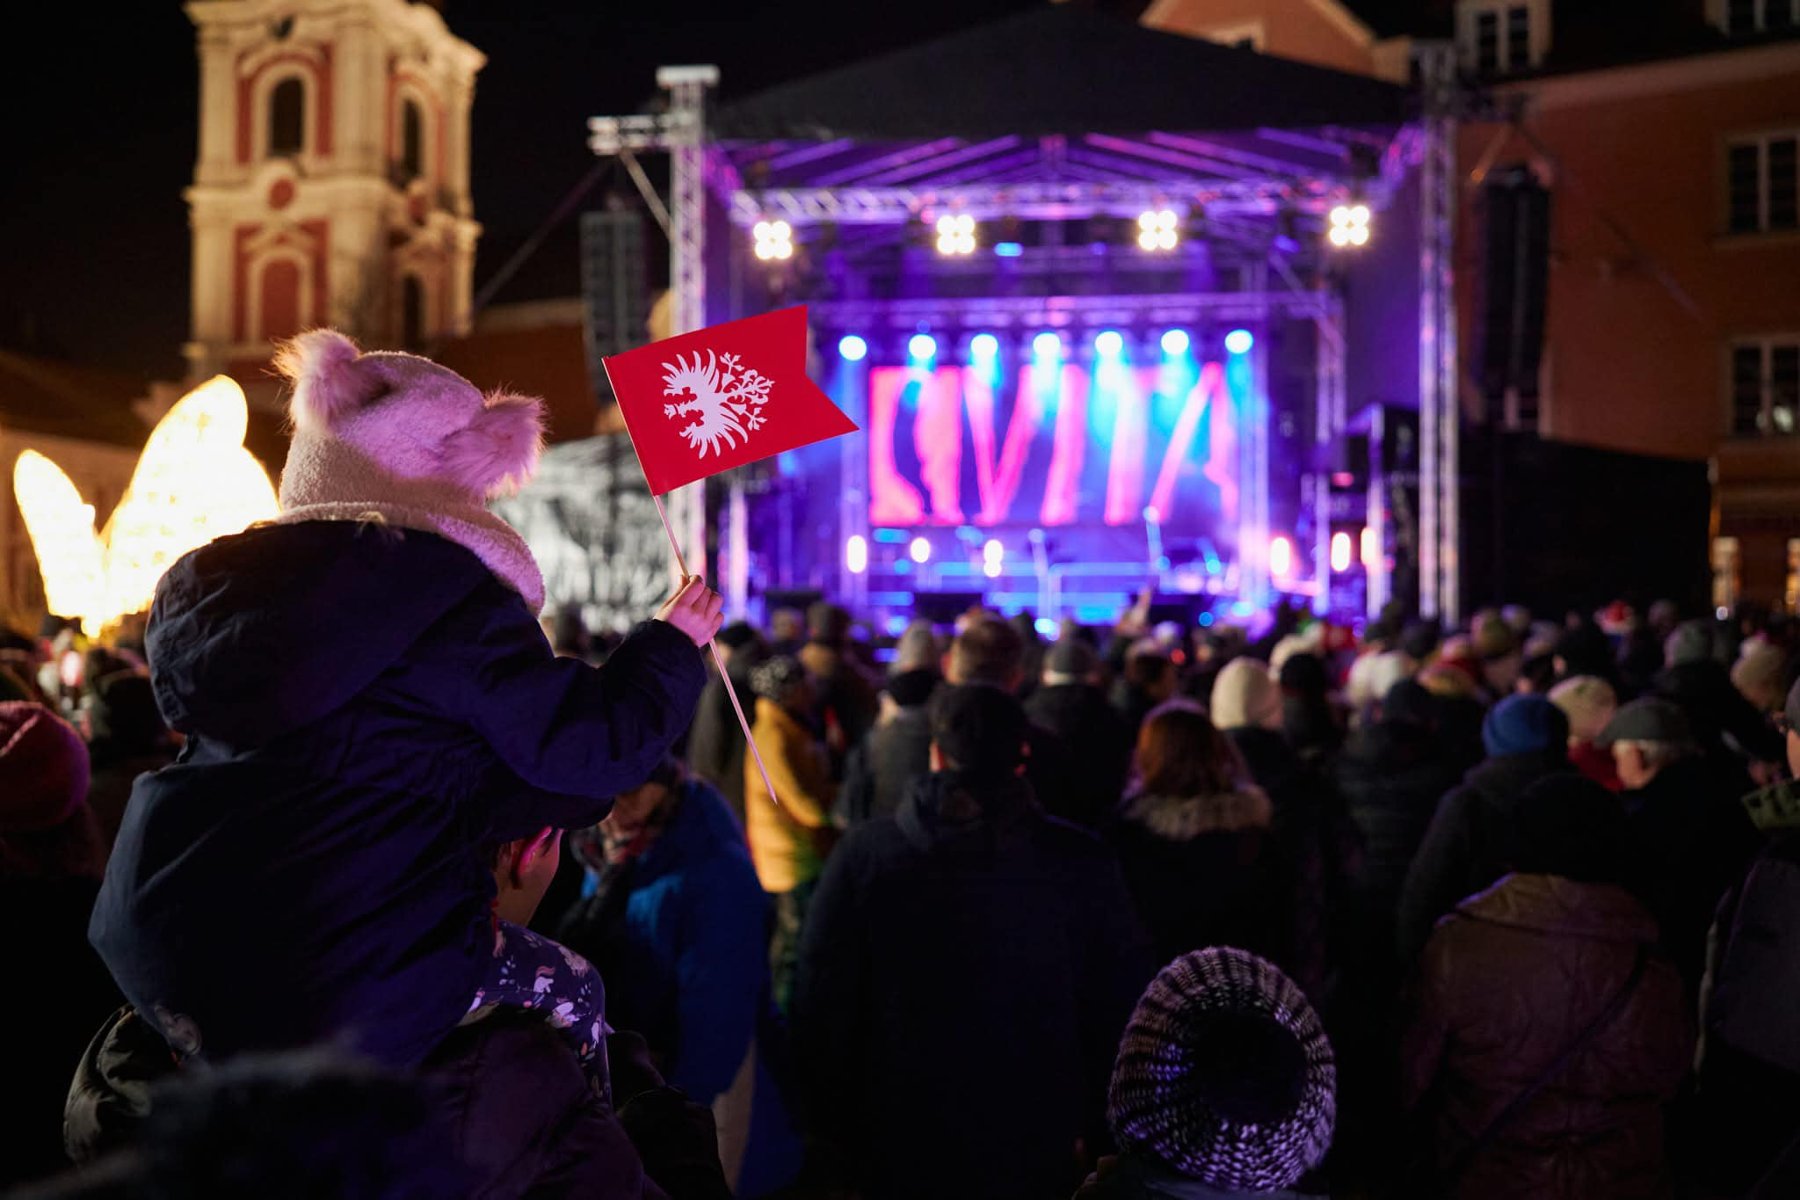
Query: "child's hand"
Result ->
[[654, 576, 725, 647]]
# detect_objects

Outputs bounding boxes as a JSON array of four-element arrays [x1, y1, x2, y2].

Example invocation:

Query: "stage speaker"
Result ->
[[579, 210, 649, 409], [912, 591, 986, 624], [1475, 167, 1551, 406]]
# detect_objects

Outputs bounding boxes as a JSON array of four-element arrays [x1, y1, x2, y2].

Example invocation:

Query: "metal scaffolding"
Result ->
[[1417, 42, 1461, 623]]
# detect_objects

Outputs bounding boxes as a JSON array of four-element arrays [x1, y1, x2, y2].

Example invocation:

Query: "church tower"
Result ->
[[184, 0, 483, 382]]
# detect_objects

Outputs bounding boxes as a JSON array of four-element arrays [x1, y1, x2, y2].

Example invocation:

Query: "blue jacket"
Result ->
[[90, 521, 704, 1068]]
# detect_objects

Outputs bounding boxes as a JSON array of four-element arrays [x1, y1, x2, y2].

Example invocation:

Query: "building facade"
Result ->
[[184, 0, 484, 382]]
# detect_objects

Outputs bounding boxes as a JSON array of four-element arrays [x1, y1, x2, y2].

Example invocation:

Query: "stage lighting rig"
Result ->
[[1328, 202, 1372, 248], [753, 219, 793, 260], [1137, 209, 1179, 251], [935, 214, 977, 256]]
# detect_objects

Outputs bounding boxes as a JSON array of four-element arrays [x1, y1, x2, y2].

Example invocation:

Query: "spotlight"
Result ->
[[969, 333, 1000, 359], [1224, 329, 1254, 355], [935, 213, 977, 256], [1094, 330, 1124, 357], [1360, 526, 1379, 570], [1032, 331, 1062, 359], [994, 242, 1024, 258], [1269, 536, 1293, 578], [1331, 531, 1353, 573], [752, 219, 793, 261], [846, 534, 868, 574], [909, 536, 931, 564], [1160, 329, 1190, 356], [1328, 202, 1372, 250], [1137, 208, 1179, 252], [982, 538, 1004, 579], [908, 333, 938, 361], [837, 334, 868, 362]]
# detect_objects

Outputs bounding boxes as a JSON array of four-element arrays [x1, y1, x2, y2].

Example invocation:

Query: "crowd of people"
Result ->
[[4, 330, 1798, 1200]]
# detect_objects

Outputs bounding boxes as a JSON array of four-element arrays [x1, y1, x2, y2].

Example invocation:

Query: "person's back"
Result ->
[[1024, 637, 1131, 828], [839, 667, 937, 824], [793, 686, 1149, 1200]]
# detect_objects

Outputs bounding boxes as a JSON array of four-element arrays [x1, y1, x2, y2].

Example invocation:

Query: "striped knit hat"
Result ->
[[1109, 948, 1336, 1191]]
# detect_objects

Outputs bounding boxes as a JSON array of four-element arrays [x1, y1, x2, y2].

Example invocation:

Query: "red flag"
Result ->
[[603, 306, 858, 496]]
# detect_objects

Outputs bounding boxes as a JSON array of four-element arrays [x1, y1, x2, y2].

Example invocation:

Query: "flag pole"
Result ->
[[603, 359, 783, 814]]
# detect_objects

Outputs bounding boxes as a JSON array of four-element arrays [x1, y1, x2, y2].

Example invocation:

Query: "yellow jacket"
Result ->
[[744, 697, 835, 893]]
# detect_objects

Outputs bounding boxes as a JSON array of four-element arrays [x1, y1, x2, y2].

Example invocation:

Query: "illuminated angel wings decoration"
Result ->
[[12, 374, 279, 635]]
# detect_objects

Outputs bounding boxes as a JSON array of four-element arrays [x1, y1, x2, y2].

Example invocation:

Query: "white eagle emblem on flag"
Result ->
[[660, 350, 772, 458]]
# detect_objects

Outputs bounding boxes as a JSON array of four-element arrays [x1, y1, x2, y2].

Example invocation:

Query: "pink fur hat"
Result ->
[[274, 329, 544, 503]]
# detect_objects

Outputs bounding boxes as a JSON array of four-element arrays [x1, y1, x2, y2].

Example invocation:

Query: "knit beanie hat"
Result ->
[[1482, 693, 1570, 758], [1732, 639, 1786, 705], [1210, 658, 1282, 731], [1110, 948, 1335, 1191], [893, 619, 942, 675], [0, 701, 91, 833], [1471, 612, 1518, 662], [750, 655, 807, 703], [1548, 675, 1618, 744], [272, 330, 548, 610], [1043, 636, 1099, 684], [1665, 619, 1717, 668]]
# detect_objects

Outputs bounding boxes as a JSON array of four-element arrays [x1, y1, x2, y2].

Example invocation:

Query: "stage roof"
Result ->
[[713, 5, 1411, 142]]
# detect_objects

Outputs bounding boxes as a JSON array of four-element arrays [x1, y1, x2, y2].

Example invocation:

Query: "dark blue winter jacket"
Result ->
[[89, 520, 704, 1069]]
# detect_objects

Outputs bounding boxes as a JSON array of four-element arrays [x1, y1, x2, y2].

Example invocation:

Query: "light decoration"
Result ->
[[1269, 535, 1294, 580], [969, 333, 1000, 360], [752, 219, 793, 260], [13, 375, 279, 636], [908, 333, 938, 362], [1094, 330, 1125, 357], [1331, 531, 1353, 573], [1032, 331, 1062, 359], [845, 534, 868, 575], [1328, 203, 1372, 248], [1224, 329, 1255, 356], [935, 214, 976, 256], [909, 536, 932, 564], [837, 334, 868, 362], [982, 538, 1004, 579], [1137, 209, 1179, 251], [1160, 329, 1191, 356]]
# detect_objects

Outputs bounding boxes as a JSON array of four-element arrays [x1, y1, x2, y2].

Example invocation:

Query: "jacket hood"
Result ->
[[895, 770, 1036, 854], [1120, 787, 1273, 841], [1454, 872, 1659, 944], [146, 522, 495, 746]]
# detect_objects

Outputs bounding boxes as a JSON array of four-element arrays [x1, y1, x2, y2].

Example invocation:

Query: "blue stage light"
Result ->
[[1034, 617, 1059, 638], [1198, 611, 1216, 627], [837, 334, 868, 362], [969, 333, 1000, 359], [1225, 329, 1255, 355], [908, 333, 938, 361], [1094, 330, 1125, 357], [994, 242, 1024, 258], [1032, 331, 1061, 358], [1160, 329, 1191, 356]]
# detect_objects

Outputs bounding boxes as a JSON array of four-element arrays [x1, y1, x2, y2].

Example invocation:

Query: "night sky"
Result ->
[[0, 2, 1064, 382]]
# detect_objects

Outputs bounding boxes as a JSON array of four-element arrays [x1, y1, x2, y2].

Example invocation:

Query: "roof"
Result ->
[[713, 4, 1410, 142], [0, 350, 151, 447]]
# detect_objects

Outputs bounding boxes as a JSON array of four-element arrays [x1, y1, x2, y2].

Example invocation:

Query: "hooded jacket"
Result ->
[[792, 771, 1151, 1200], [1401, 874, 1690, 1200], [89, 521, 704, 1069]]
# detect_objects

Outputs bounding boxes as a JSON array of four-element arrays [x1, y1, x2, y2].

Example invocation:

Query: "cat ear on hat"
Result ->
[[273, 329, 377, 432], [438, 389, 546, 497]]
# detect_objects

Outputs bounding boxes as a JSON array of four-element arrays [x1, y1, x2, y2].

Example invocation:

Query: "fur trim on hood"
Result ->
[[1121, 787, 1273, 841], [272, 330, 547, 610]]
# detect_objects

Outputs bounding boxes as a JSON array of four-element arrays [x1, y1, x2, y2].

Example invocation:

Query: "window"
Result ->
[[401, 275, 425, 351], [1505, 6, 1530, 69], [1728, 134, 1800, 234], [400, 99, 424, 181], [1714, 537, 1741, 612], [1476, 11, 1500, 73], [1724, 0, 1798, 35], [1462, 2, 1537, 75], [268, 76, 305, 157], [1731, 338, 1800, 437]]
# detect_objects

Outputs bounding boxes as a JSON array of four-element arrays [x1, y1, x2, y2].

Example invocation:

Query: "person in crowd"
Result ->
[[1346, 647, 1414, 727], [1278, 651, 1343, 767], [550, 758, 802, 1197], [1110, 701, 1295, 972], [1549, 675, 1622, 791], [1552, 620, 1621, 689], [686, 621, 765, 823], [1010, 611, 1047, 701], [1110, 642, 1178, 735], [1416, 659, 1489, 776], [1599, 697, 1761, 993], [1210, 657, 1347, 1001], [1080, 948, 1336, 1200], [792, 684, 1150, 1200], [1395, 694, 1576, 964], [938, 616, 1077, 820], [80, 670, 175, 849], [1023, 635, 1132, 830], [839, 621, 941, 825], [1400, 775, 1690, 1199], [798, 602, 879, 778], [1732, 637, 1788, 717], [744, 655, 836, 1012], [766, 608, 805, 658], [1, 702, 121, 1189], [1470, 611, 1524, 698], [1655, 617, 1783, 772], [1692, 680, 1800, 1195], [88, 331, 718, 1095]]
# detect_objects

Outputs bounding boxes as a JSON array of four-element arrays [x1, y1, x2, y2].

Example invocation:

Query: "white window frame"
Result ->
[[1725, 130, 1800, 235], [1709, 0, 1800, 36], [1727, 335, 1800, 438], [1457, 0, 1549, 74]]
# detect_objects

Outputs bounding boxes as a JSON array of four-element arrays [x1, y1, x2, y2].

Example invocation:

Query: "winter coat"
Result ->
[[1569, 739, 1624, 792], [552, 780, 802, 1195], [1075, 1153, 1322, 1199], [89, 522, 705, 1069], [838, 702, 933, 826], [1025, 682, 1133, 828], [798, 640, 880, 774], [1335, 720, 1466, 905], [1620, 756, 1761, 991], [792, 771, 1152, 1200], [1394, 749, 1577, 966], [1401, 874, 1690, 1200], [1108, 785, 1297, 972], [61, 1007, 724, 1200], [1655, 660, 1784, 765], [745, 698, 835, 894], [686, 666, 756, 823]]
